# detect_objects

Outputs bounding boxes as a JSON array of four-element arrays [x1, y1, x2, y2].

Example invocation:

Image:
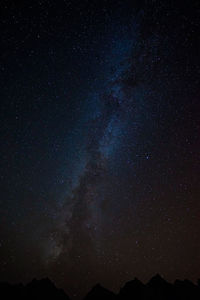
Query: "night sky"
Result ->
[[0, 0, 200, 298]]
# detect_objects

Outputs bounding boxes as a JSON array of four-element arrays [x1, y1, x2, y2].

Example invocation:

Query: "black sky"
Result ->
[[0, 0, 200, 298]]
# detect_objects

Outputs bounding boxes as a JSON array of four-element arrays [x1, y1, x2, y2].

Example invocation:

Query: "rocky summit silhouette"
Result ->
[[1, 275, 200, 300], [174, 279, 199, 300], [119, 277, 145, 300], [25, 278, 69, 300], [84, 283, 116, 300], [0, 278, 70, 300], [146, 274, 174, 300]]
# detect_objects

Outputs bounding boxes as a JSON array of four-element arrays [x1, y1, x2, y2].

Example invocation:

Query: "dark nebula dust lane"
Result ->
[[0, 0, 200, 298]]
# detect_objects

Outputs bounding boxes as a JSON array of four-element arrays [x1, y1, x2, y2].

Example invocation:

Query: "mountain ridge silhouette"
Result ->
[[1, 275, 200, 300]]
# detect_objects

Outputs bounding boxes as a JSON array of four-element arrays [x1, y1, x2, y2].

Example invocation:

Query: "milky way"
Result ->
[[0, 1, 200, 299]]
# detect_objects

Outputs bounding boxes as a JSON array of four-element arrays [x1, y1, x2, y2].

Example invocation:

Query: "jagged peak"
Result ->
[[147, 274, 167, 285], [26, 277, 56, 289], [91, 283, 104, 290], [121, 277, 144, 289], [84, 283, 116, 299]]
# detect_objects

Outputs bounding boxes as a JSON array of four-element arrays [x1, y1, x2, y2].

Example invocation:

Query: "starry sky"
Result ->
[[0, 0, 200, 298]]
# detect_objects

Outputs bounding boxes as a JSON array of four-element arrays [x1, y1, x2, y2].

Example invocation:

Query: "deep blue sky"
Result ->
[[0, 0, 200, 298]]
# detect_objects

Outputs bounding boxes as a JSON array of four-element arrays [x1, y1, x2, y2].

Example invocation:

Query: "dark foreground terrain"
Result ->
[[1, 275, 200, 300]]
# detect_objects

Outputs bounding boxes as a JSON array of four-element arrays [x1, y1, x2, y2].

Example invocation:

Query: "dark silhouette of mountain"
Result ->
[[25, 278, 69, 300], [147, 274, 168, 286], [0, 278, 70, 300], [85, 275, 200, 300], [83, 283, 117, 300], [119, 277, 145, 300], [174, 279, 199, 300], [146, 274, 174, 300], [0, 282, 24, 300], [1, 275, 200, 300]]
